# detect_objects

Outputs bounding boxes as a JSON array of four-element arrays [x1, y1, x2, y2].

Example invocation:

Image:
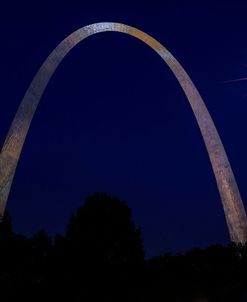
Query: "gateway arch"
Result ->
[[0, 22, 246, 243]]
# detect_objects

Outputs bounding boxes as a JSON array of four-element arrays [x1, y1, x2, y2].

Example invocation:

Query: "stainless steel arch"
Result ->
[[0, 22, 246, 242]]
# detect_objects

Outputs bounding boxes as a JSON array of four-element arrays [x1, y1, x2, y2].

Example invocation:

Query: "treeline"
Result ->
[[0, 193, 247, 301]]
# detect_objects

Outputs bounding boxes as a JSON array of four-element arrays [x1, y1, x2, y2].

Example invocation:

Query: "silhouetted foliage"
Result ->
[[62, 193, 145, 300], [0, 211, 13, 241], [1, 196, 247, 301], [66, 193, 144, 263]]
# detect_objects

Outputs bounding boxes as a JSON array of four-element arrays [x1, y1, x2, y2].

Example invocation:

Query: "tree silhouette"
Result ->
[[2, 196, 247, 301], [63, 193, 145, 300], [66, 193, 144, 261], [0, 211, 13, 241]]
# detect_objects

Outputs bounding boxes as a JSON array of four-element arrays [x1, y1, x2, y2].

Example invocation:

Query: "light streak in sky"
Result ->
[[224, 77, 247, 83]]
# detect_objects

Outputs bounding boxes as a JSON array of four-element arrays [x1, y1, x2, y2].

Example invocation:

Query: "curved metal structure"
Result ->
[[0, 22, 246, 242]]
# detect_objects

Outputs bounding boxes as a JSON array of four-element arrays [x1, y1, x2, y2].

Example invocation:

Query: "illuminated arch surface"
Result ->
[[0, 22, 247, 243]]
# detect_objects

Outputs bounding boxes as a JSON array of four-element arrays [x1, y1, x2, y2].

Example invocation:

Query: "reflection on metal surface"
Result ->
[[0, 22, 246, 242]]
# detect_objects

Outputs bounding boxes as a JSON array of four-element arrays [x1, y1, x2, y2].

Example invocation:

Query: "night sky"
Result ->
[[1, 0, 247, 258]]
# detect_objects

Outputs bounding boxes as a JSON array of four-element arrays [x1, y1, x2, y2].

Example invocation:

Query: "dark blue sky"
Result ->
[[1, 0, 247, 257]]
